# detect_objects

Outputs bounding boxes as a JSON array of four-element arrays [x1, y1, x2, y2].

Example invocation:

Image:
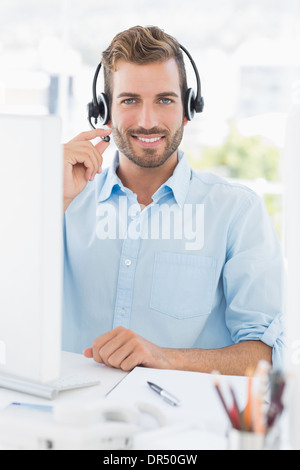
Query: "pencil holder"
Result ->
[[228, 428, 265, 450]]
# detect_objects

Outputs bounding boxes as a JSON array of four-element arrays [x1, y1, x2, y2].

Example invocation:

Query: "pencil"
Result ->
[[230, 385, 245, 431], [213, 377, 238, 429], [243, 367, 254, 431]]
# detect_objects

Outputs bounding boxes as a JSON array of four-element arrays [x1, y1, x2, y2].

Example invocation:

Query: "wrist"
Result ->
[[160, 347, 191, 370]]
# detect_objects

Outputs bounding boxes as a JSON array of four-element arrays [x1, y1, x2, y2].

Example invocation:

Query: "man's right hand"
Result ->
[[63, 128, 111, 212]]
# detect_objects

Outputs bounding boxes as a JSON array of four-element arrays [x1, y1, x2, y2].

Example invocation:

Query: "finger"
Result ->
[[96, 327, 127, 347], [104, 339, 140, 370], [83, 347, 93, 358], [75, 138, 110, 178], [72, 128, 111, 142], [69, 141, 102, 180], [77, 147, 99, 182], [94, 139, 110, 173], [87, 144, 104, 179], [99, 334, 130, 366], [92, 327, 127, 363], [94, 138, 110, 154], [83, 346, 104, 364], [99, 330, 145, 370], [119, 351, 143, 371]]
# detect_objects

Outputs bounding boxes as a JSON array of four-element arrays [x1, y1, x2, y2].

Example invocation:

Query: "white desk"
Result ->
[[0, 351, 128, 410], [0, 352, 132, 450], [0, 353, 289, 450]]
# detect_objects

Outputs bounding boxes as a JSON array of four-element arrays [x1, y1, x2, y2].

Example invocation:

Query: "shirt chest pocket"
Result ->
[[150, 252, 217, 319]]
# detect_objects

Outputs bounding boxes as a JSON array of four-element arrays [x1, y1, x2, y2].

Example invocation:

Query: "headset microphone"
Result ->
[[87, 44, 204, 129]]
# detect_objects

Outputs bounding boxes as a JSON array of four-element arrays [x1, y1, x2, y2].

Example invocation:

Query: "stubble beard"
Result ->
[[111, 121, 185, 169]]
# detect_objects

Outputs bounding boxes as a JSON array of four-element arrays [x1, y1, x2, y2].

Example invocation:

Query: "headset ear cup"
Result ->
[[88, 101, 99, 120], [184, 88, 196, 121], [98, 92, 110, 125]]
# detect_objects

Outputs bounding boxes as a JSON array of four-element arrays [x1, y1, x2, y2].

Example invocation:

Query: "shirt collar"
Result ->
[[97, 153, 123, 203], [97, 149, 191, 207], [155, 149, 191, 207]]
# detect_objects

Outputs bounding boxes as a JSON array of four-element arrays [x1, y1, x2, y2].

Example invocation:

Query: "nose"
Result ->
[[137, 102, 159, 130]]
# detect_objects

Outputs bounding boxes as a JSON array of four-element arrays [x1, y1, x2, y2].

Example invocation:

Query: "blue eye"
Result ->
[[124, 98, 135, 104], [160, 98, 172, 104]]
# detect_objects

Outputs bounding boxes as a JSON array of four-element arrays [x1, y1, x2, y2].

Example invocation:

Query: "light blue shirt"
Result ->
[[63, 150, 285, 370]]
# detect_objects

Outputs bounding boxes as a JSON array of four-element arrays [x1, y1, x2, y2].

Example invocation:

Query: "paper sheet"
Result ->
[[106, 366, 249, 441]]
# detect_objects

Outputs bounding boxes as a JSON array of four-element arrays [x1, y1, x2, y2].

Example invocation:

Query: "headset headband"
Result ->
[[88, 43, 204, 128]]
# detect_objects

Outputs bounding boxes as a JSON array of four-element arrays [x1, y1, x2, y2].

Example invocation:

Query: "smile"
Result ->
[[132, 135, 166, 146], [136, 136, 161, 143]]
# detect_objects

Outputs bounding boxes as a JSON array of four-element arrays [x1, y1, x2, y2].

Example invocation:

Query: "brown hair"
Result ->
[[101, 25, 188, 104]]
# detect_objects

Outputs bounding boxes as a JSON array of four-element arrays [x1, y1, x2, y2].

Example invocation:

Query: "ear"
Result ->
[[183, 116, 188, 127]]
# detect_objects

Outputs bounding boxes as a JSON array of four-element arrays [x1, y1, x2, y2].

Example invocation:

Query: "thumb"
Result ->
[[83, 347, 93, 358]]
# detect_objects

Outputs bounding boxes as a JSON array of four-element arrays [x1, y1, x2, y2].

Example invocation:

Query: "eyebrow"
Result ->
[[157, 92, 180, 99], [116, 91, 180, 99]]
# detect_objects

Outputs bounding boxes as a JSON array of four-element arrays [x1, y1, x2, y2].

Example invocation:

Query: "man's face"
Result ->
[[109, 58, 188, 168]]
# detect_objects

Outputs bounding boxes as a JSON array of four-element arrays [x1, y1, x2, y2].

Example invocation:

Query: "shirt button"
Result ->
[[125, 259, 131, 266], [119, 308, 126, 315], [130, 210, 139, 219]]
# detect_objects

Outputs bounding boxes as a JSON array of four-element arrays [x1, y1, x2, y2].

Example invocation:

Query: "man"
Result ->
[[63, 26, 284, 375]]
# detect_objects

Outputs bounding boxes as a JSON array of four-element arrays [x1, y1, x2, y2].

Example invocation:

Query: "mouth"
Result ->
[[132, 135, 166, 148]]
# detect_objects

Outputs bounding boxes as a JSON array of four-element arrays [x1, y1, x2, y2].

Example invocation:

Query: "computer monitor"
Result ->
[[0, 114, 63, 384]]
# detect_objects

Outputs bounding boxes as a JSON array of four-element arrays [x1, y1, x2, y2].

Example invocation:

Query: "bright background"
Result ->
[[1, 0, 300, 236]]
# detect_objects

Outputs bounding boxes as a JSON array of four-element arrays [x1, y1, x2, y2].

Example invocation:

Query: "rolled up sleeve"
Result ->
[[260, 314, 285, 370], [223, 191, 285, 370]]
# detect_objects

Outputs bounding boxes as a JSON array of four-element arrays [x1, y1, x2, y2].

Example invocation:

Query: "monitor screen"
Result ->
[[0, 114, 63, 383]]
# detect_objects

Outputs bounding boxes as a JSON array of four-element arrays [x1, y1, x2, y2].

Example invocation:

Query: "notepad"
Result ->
[[106, 367, 249, 437]]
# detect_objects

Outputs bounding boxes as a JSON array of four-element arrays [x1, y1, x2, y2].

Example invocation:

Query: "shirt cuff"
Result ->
[[236, 313, 285, 371], [259, 313, 285, 371]]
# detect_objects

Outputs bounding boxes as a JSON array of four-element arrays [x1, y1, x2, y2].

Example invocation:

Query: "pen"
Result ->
[[10, 402, 53, 412], [147, 381, 181, 406]]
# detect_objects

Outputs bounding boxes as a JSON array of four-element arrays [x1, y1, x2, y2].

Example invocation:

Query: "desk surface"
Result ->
[[0, 351, 128, 410], [0, 352, 289, 450]]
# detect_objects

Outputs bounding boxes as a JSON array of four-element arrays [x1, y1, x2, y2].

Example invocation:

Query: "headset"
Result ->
[[87, 43, 204, 135]]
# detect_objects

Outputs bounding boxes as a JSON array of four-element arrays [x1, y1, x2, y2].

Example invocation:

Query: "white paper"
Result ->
[[106, 366, 249, 439]]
